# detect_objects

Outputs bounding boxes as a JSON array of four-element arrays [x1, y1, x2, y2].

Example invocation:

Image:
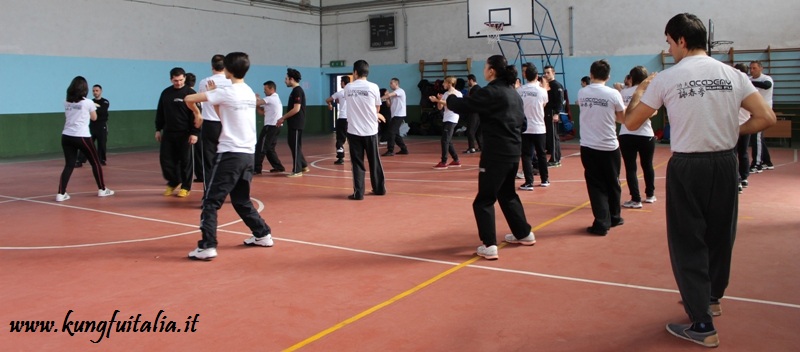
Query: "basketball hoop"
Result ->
[[710, 40, 734, 53], [484, 21, 504, 45]]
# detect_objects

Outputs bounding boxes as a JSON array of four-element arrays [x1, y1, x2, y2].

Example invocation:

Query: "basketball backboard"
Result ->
[[468, 0, 534, 38]]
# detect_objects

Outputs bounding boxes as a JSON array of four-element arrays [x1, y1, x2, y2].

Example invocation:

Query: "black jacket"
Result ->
[[447, 80, 524, 163], [155, 85, 199, 136]]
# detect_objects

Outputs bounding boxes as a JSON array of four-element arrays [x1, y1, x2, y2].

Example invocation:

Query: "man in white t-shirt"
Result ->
[[184, 52, 274, 261], [197, 55, 232, 190], [625, 13, 775, 347], [428, 76, 462, 169], [578, 60, 625, 236], [254, 81, 285, 174], [345, 60, 386, 200], [381, 78, 409, 156], [326, 76, 351, 165], [517, 63, 550, 190], [748, 60, 775, 171]]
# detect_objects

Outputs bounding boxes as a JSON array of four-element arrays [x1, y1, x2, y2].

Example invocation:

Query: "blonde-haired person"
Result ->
[[428, 76, 463, 169]]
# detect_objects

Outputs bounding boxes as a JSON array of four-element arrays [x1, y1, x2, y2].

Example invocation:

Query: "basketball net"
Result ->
[[484, 21, 504, 45]]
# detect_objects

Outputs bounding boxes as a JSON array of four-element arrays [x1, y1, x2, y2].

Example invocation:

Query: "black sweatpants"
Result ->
[[335, 118, 348, 159], [287, 128, 307, 174], [666, 150, 738, 325], [347, 133, 386, 199], [201, 120, 222, 190], [440, 122, 459, 163], [255, 125, 283, 173], [473, 159, 532, 247], [466, 113, 482, 150], [521, 133, 548, 184], [77, 122, 108, 164], [59, 135, 107, 194], [386, 116, 408, 153], [545, 112, 561, 162], [159, 131, 193, 191], [198, 153, 270, 249], [750, 131, 772, 167], [580, 146, 622, 230], [619, 134, 656, 202], [736, 134, 750, 182]]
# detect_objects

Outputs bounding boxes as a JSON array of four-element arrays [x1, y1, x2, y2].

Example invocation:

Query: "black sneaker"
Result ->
[[741, 180, 748, 188], [397, 149, 409, 155], [464, 148, 476, 154], [586, 226, 608, 236], [334, 158, 345, 165], [382, 151, 395, 156], [347, 194, 364, 200], [611, 218, 624, 227], [665, 323, 719, 347], [763, 164, 774, 170], [269, 168, 285, 173], [519, 183, 534, 191]]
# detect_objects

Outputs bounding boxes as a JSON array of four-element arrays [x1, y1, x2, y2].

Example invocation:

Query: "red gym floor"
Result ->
[[1, 135, 798, 351]]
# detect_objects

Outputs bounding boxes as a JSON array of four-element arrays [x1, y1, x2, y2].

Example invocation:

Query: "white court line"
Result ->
[[0, 190, 263, 250], [2, 190, 797, 311], [214, 228, 800, 311]]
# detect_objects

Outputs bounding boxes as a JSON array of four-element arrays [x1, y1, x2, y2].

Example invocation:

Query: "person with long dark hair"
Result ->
[[619, 66, 657, 209], [56, 76, 114, 201], [446, 55, 535, 260]]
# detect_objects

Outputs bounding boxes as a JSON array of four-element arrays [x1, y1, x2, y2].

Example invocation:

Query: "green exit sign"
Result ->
[[330, 60, 346, 68]]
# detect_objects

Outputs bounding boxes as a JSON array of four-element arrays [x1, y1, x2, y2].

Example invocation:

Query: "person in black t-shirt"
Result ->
[[76, 84, 111, 167], [155, 67, 199, 197], [543, 65, 564, 166], [277, 68, 308, 177]]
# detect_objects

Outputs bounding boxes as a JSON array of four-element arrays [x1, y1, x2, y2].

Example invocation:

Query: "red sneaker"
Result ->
[[448, 160, 462, 167], [433, 162, 448, 169]]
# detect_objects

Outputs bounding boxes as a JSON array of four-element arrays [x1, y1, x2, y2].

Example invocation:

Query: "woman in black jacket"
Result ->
[[446, 55, 536, 260]]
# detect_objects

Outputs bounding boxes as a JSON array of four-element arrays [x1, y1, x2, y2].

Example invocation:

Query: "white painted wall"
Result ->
[[320, 0, 800, 65], [0, 0, 321, 66]]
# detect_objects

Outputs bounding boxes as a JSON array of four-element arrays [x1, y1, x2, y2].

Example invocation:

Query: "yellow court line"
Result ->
[[282, 199, 592, 351], [282, 255, 483, 352]]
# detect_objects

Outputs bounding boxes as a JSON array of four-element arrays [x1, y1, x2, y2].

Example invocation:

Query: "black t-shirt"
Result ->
[[545, 79, 564, 114], [91, 97, 110, 124], [287, 86, 306, 130]]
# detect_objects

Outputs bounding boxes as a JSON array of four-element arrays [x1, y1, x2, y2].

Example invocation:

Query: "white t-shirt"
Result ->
[[198, 73, 232, 122], [205, 83, 258, 154], [441, 90, 462, 123], [260, 93, 281, 127], [578, 83, 625, 151], [389, 87, 406, 117], [331, 90, 347, 120], [619, 85, 654, 137], [517, 82, 549, 134], [640, 55, 757, 153], [63, 98, 96, 137], [750, 73, 773, 108], [345, 79, 381, 136]]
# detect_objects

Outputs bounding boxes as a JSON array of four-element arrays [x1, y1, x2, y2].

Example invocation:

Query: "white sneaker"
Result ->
[[540, 181, 551, 187], [504, 232, 536, 246], [476, 245, 499, 260], [98, 188, 115, 197], [515, 172, 524, 179], [644, 196, 657, 203], [55, 193, 70, 202], [622, 200, 643, 209], [188, 247, 217, 260], [244, 234, 274, 247]]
